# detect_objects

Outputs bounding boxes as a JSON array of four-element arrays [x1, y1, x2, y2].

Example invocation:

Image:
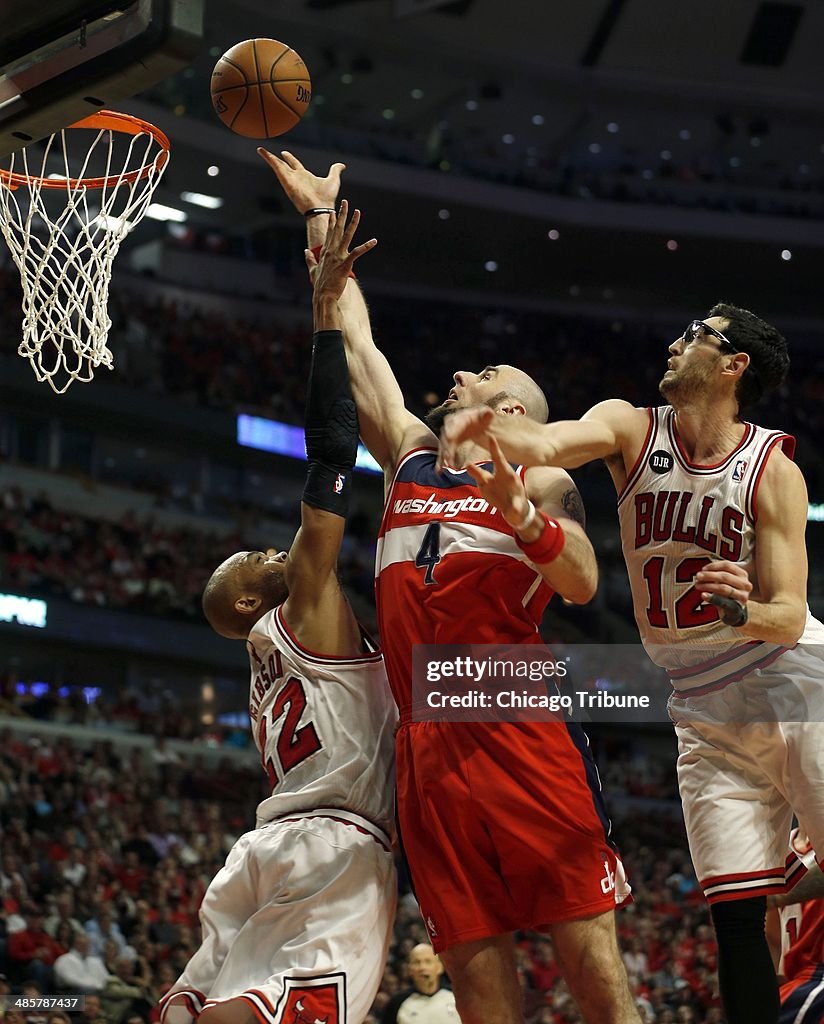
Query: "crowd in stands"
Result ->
[[143, 75, 824, 225], [2, 256, 823, 646], [0, 673, 249, 750], [4, 262, 824, 476], [0, 482, 377, 626], [106, 278, 824, 479], [0, 725, 722, 1023]]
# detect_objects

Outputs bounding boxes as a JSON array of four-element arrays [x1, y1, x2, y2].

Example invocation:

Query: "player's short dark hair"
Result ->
[[707, 302, 789, 413]]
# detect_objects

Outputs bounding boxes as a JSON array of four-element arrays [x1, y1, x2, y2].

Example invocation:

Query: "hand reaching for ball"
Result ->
[[308, 200, 377, 305], [258, 149, 345, 216]]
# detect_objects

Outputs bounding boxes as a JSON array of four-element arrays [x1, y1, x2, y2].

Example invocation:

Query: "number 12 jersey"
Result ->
[[247, 604, 396, 833]]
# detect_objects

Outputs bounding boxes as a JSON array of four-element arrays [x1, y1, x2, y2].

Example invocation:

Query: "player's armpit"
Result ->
[[736, 449, 809, 645], [525, 468, 598, 605]]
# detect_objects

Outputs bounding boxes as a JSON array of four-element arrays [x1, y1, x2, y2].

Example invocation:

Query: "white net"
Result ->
[[0, 113, 169, 393]]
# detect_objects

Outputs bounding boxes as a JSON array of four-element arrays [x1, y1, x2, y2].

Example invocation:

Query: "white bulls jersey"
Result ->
[[247, 604, 396, 832], [618, 406, 824, 689]]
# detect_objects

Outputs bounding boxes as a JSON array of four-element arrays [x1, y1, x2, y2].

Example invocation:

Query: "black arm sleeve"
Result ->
[[302, 329, 359, 516]]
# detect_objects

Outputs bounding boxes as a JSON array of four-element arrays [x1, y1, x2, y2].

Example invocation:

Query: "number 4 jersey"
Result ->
[[247, 605, 397, 832], [375, 447, 554, 715], [618, 406, 824, 689]]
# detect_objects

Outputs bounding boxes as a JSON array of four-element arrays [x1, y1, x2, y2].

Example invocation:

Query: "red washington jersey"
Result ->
[[375, 447, 554, 715]]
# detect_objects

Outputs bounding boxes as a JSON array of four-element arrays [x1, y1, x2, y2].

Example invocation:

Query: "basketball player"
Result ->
[[261, 148, 640, 1024], [439, 307, 824, 1024], [767, 829, 824, 1024], [159, 207, 396, 1024]]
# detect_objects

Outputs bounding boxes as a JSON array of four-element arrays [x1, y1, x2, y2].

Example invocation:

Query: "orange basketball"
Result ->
[[210, 38, 311, 139]]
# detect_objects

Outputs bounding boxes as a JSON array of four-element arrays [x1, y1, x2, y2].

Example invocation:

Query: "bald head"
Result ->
[[495, 364, 549, 423], [407, 943, 444, 995], [202, 552, 287, 639], [426, 363, 550, 436]]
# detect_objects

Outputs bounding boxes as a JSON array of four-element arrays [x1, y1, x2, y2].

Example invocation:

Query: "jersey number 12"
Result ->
[[258, 676, 322, 789], [642, 555, 718, 629]]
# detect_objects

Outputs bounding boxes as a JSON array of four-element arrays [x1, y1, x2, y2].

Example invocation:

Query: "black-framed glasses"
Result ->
[[681, 319, 762, 396], [682, 320, 740, 353]]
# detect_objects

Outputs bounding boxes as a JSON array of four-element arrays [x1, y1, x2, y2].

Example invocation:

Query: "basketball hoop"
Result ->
[[0, 111, 170, 393]]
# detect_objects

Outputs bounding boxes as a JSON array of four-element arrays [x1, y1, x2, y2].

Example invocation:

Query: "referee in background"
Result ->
[[381, 944, 459, 1024]]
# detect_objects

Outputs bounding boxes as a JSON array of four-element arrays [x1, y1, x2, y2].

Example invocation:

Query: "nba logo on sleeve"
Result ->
[[731, 459, 748, 482]]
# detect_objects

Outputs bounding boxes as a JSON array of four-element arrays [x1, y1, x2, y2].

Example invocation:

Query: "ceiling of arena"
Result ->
[[109, 0, 824, 320]]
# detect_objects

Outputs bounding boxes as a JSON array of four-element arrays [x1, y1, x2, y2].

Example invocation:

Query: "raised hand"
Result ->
[[307, 199, 377, 304], [258, 148, 345, 213], [465, 436, 532, 531], [436, 406, 496, 472]]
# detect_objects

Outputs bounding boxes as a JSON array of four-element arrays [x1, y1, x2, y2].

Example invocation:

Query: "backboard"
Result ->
[[0, 0, 204, 157]]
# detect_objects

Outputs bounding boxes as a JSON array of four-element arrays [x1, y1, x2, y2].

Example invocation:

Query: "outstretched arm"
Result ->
[[466, 437, 597, 605], [437, 399, 642, 472], [281, 206, 375, 656], [259, 149, 431, 474]]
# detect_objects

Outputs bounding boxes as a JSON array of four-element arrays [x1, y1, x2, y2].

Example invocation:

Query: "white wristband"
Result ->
[[514, 500, 537, 533]]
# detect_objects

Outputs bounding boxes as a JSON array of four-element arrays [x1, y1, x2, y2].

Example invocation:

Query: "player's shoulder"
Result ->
[[247, 607, 279, 650], [523, 464, 577, 501], [393, 423, 439, 467], [754, 441, 807, 519], [583, 398, 649, 426], [758, 440, 805, 488], [583, 399, 653, 457]]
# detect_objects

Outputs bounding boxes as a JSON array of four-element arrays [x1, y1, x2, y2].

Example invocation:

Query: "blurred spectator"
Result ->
[[85, 908, 128, 960], [19, 980, 48, 1024], [100, 955, 152, 1024], [43, 894, 83, 942], [59, 850, 87, 890], [6, 905, 61, 988], [54, 933, 109, 994], [78, 994, 109, 1024]]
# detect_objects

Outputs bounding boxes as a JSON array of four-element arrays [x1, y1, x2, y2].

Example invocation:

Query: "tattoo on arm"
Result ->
[[561, 487, 586, 528]]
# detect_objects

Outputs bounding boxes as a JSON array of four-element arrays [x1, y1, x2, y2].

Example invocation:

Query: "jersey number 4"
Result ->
[[415, 523, 441, 584], [257, 676, 322, 789], [642, 556, 718, 629]]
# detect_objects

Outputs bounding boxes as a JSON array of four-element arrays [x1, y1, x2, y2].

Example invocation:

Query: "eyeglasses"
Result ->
[[681, 320, 739, 353], [680, 319, 762, 396]]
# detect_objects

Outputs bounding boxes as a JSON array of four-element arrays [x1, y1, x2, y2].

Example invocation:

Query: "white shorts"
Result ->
[[669, 644, 824, 904], [159, 810, 396, 1024]]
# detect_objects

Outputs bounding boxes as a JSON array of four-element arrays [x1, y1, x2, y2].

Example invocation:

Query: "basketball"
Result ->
[[210, 38, 311, 139]]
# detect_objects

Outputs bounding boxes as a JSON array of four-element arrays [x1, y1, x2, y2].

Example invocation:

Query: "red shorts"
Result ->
[[395, 720, 631, 953]]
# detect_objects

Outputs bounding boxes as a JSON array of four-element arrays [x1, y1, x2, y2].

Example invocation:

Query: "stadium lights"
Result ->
[[180, 190, 224, 209], [237, 414, 381, 475], [146, 203, 188, 223], [0, 593, 47, 628]]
